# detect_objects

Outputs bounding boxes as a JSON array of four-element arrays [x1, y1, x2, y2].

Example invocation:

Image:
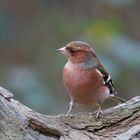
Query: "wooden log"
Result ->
[[0, 87, 140, 140]]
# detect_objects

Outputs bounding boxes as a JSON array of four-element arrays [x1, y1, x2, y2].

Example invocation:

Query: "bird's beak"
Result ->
[[56, 47, 68, 56]]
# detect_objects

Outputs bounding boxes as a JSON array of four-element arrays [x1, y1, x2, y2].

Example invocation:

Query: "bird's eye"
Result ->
[[66, 46, 75, 54], [69, 48, 75, 53]]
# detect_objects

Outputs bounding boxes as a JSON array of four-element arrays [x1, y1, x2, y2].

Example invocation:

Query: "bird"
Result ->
[[57, 41, 125, 118]]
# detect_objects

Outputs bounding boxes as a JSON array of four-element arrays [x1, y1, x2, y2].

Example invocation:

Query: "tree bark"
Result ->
[[0, 87, 140, 140]]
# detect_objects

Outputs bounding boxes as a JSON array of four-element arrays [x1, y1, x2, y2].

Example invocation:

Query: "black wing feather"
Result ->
[[95, 63, 117, 95], [103, 75, 117, 95]]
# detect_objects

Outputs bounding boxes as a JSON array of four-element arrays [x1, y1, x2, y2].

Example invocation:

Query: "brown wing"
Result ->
[[96, 63, 108, 77], [96, 63, 116, 95]]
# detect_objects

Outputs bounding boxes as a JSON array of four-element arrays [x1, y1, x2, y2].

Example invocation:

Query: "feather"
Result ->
[[96, 63, 116, 95]]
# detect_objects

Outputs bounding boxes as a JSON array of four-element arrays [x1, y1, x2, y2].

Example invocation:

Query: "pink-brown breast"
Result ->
[[63, 62, 110, 105]]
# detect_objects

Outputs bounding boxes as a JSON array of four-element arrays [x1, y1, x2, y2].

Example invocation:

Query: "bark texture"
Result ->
[[0, 87, 140, 140]]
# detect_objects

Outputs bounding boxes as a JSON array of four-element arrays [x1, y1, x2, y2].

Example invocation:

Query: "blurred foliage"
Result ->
[[86, 18, 124, 44], [0, 0, 140, 114]]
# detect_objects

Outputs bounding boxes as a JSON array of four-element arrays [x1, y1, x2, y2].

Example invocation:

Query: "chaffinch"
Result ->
[[57, 41, 125, 118]]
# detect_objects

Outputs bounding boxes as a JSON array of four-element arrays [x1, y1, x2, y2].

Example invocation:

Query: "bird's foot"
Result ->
[[66, 100, 74, 116], [96, 107, 104, 118]]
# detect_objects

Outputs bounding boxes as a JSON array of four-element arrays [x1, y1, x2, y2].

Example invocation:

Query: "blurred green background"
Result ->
[[0, 0, 140, 115]]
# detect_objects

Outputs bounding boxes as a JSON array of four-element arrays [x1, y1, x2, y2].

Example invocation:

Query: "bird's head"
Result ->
[[57, 41, 97, 64]]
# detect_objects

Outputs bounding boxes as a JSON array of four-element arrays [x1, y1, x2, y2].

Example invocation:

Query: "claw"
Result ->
[[66, 100, 74, 115], [96, 105, 104, 118]]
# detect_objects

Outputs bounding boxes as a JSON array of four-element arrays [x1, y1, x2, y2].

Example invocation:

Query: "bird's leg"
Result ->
[[96, 103, 103, 118], [67, 100, 74, 115]]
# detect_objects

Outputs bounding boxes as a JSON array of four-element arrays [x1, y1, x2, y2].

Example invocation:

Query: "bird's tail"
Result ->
[[109, 95, 126, 103]]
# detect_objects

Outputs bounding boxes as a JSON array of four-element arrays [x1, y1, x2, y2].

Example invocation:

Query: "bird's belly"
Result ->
[[63, 67, 109, 105]]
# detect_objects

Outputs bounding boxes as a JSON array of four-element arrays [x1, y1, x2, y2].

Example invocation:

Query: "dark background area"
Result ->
[[0, 0, 140, 114]]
